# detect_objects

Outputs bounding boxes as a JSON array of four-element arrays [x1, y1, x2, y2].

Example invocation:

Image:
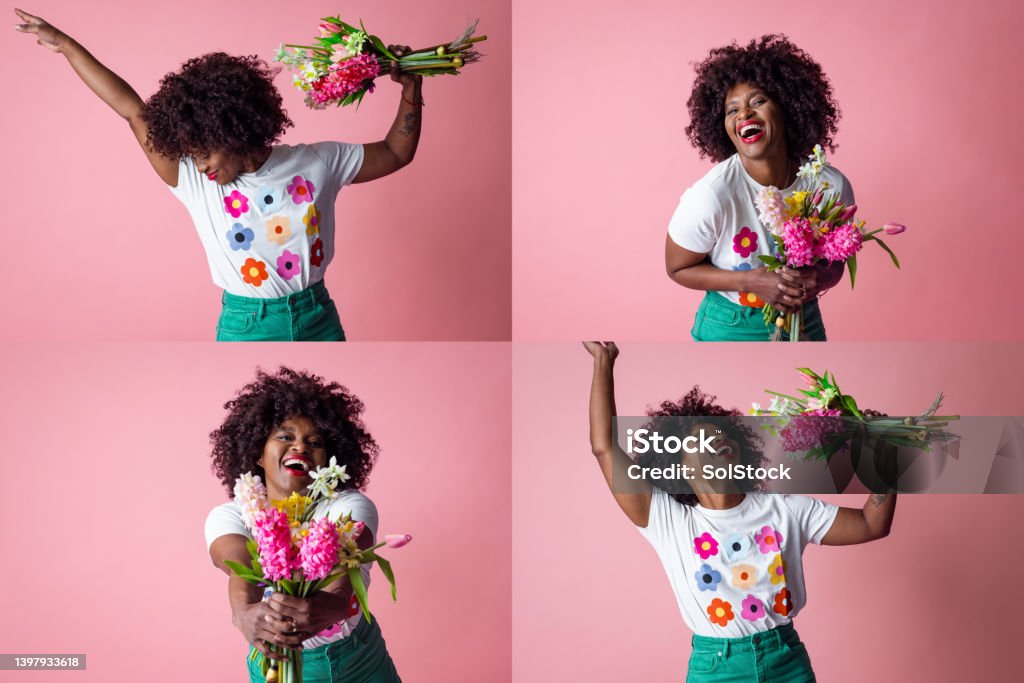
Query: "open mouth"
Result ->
[[282, 455, 312, 477], [738, 121, 765, 144]]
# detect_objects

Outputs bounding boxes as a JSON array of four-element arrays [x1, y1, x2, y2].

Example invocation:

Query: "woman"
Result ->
[[666, 35, 853, 341], [204, 367, 401, 682], [15, 9, 422, 341], [584, 342, 894, 681]]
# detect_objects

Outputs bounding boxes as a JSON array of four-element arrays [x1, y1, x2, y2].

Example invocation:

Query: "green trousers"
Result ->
[[247, 615, 401, 683], [686, 623, 815, 683], [691, 291, 826, 342], [216, 280, 345, 342]]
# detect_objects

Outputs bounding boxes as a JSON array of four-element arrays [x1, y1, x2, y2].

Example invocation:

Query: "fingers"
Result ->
[[267, 592, 310, 623]]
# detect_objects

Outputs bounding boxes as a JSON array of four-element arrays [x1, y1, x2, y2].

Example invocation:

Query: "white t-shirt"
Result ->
[[170, 142, 364, 297], [637, 490, 838, 637], [204, 489, 378, 647], [667, 154, 855, 306]]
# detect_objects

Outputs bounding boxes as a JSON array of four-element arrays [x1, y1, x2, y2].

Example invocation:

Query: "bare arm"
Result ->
[[209, 534, 301, 661], [583, 342, 652, 527], [353, 46, 422, 184], [665, 237, 802, 314], [821, 493, 897, 546], [14, 9, 178, 185]]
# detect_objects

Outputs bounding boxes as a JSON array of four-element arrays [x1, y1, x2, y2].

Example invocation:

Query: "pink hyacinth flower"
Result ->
[[299, 518, 340, 581], [384, 534, 412, 549], [252, 508, 297, 582], [883, 223, 907, 235]]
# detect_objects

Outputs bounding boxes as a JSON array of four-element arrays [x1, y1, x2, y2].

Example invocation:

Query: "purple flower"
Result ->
[[276, 250, 302, 280]]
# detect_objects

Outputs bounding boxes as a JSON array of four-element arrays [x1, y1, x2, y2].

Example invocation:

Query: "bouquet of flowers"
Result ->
[[751, 368, 959, 462], [754, 145, 905, 341], [226, 460, 411, 683], [275, 16, 486, 109]]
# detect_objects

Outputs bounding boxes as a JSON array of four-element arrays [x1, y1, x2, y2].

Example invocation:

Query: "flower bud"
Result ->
[[436, 46, 447, 56], [883, 223, 907, 235], [318, 21, 342, 37], [385, 533, 413, 549], [837, 204, 857, 222], [452, 56, 464, 68]]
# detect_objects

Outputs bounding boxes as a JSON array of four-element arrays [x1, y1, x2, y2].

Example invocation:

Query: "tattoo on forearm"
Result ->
[[399, 111, 420, 137], [870, 494, 889, 507]]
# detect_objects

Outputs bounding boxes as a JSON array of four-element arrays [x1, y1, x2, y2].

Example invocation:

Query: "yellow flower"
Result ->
[[769, 554, 787, 585], [785, 191, 809, 215], [272, 491, 312, 521]]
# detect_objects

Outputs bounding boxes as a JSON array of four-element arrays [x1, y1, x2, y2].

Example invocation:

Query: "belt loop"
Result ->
[[771, 625, 782, 649], [257, 299, 266, 320], [721, 640, 730, 658]]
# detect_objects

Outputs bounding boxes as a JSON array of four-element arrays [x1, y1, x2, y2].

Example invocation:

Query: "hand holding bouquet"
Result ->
[[751, 368, 959, 464], [226, 461, 410, 683], [754, 146, 905, 341], [275, 16, 486, 109]]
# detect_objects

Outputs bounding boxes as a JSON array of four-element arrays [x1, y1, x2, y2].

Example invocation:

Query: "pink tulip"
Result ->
[[384, 534, 413, 549], [883, 223, 907, 235], [811, 188, 824, 206], [318, 21, 342, 37], [836, 204, 857, 222]]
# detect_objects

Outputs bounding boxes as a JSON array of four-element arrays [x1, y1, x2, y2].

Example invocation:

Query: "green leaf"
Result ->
[[348, 566, 372, 623], [246, 540, 259, 561], [375, 556, 397, 601], [841, 394, 862, 418], [758, 255, 781, 268], [847, 253, 857, 289], [250, 558, 263, 576], [873, 237, 900, 268], [279, 579, 298, 595], [224, 560, 256, 578]]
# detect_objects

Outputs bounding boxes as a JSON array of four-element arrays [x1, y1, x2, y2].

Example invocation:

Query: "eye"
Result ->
[[276, 433, 293, 441]]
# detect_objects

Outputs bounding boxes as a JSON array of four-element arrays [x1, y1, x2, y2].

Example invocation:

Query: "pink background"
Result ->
[[513, 0, 1024, 341], [2, 0, 510, 340], [0, 342, 511, 682], [513, 342, 1024, 681]]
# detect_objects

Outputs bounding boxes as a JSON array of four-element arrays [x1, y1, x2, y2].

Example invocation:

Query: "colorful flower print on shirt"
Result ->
[[740, 595, 766, 622], [773, 588, 793, 617], [694, 532, 719, 560], [738, 292, 766, 308], [310, 238, 325, 268], [224, 190, 250, 218], [732, 262, 753, 272], [768, 554, 787, 585], [265, 216, 292, 245], [707, 598, 734, 627], [723, 533, 753, 562], [241, 258, 269, 287], [694, 564, 723, 592], [287, 175, 316, 204], [226, 223, 254, 251], [252, 186, 286, 216], [755, 526, 784, 554], [304, 204, 322, 236], [730, 563, 757, 590], [277, 250, 301, 280], [733, 226, 758, 258]]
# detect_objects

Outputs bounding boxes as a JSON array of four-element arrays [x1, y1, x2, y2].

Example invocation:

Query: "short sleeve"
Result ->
[[667, 183, 725, 253], [310, 142, 365, 188], [783, 495, 839, 546], [205, 502, 249, 549], [168, 156, 202, 201], [322, 491, 380, 541], [636, 486, 686, 546]]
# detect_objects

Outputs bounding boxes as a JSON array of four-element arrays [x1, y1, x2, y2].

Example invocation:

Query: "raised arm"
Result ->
[[583, 342, 653, 527], [821, 493, 896, 546], [353, 46, 422, 184], [14, 8, 178, 186]]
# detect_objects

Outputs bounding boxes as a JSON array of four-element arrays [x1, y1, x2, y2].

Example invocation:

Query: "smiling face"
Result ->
[[259, 415, 329, 499], [193, 151, 245, 185], [723, 82, 788, 163]]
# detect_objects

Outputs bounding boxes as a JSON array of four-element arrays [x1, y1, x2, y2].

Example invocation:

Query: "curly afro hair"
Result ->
[[685, 34, 840, 163], [210, 367, 377, 497], [143, 53, 293, 159], [637, 387, 766, 506]]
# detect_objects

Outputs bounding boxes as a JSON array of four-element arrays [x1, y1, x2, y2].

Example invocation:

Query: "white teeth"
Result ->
[[283, 457, 310, 473], [740, 124, 763, 137]]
